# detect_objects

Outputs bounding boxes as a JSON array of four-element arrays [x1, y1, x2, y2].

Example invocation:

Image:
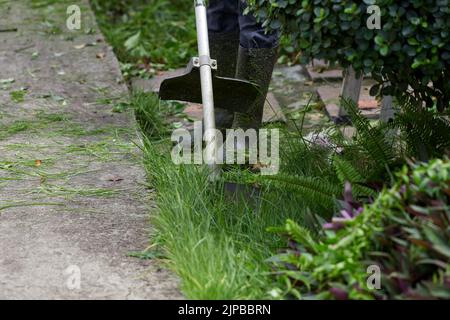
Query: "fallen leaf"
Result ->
[[51, 95, 65, 102], [252, 162, 269, 171], [74, 42, 96, 50], [96, 52, 106, 59], [108, 176, 124, 182], [35, 160, 42, 167]]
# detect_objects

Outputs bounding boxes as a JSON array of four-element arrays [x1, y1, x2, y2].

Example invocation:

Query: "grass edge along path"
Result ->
[[132, 92, 314, 300]]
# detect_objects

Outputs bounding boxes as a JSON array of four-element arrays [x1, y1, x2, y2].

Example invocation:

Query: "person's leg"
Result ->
[[234, 0, 279, 129], [238, 2, 279, 49], [207, 0, 240, 129], [207, 0, 239, 36]]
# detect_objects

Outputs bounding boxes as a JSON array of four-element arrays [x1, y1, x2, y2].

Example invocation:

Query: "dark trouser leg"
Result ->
[[234, 0, 279, 130], [207, 0, 239, 35], [207, 0, 240, 129], [238, 1, 279, 49]]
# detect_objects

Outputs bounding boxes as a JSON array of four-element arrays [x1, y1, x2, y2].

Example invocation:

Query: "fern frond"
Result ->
[[391, 98, 450, 159], [332, 155, 377, 197], [261, 174, 341, 211], [351, 184, 378, 198], [333, 155, 364, 184], [341, 98, 395, 168]]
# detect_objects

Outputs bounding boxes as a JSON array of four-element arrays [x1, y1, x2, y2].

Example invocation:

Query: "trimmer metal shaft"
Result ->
[[195, 0, 219, 178]]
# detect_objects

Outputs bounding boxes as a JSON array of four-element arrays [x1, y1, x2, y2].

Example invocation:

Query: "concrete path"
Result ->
[[0, 0, 181, 299]]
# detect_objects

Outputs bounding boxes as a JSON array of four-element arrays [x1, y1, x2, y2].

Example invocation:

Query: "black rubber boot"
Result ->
[[209, 31, 240, 130], [233, 46, 278, 130]]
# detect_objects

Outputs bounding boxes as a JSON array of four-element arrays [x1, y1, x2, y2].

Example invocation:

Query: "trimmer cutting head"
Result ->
[[159, 57, 259, 112]]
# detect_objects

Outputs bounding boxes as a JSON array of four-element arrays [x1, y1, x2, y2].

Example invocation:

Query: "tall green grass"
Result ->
[[133, 93, 314, 299]]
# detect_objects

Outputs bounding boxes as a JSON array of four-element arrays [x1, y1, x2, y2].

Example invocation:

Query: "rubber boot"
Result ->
[[209, 31, 240, 130], [233, 46, 278, 130]]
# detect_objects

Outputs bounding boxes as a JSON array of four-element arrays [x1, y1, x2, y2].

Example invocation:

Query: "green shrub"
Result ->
[[369, 160, 450, 299], [248, 0, 450, 110], [270, 159, 450, 300]]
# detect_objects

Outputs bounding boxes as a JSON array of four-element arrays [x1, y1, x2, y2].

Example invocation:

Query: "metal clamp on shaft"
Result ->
[[193, 56, 217, 70]]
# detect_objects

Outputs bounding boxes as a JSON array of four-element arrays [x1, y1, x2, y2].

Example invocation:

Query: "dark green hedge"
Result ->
[[248, 0, 450, 109]]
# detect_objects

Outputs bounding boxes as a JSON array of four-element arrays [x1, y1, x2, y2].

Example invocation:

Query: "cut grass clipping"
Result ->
[[133, 92, 314, 299]]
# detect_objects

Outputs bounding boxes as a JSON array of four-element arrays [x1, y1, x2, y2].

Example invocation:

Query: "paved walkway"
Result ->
[[0, 0, 180, 299]]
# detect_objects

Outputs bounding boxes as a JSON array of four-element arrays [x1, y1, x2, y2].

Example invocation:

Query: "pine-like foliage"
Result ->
[[341, 98, 396, 170], [261, 174, 341, 217], [391, 98, 450, 161], [332, 155, 377, 198], [260, 97, 450, 219]]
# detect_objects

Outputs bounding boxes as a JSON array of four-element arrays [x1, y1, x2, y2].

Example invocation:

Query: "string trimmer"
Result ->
[[159, 0, 259, 179]]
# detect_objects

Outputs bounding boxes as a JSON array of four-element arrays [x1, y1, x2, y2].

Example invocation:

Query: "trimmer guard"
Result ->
[[159, 58, 259, 112]]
